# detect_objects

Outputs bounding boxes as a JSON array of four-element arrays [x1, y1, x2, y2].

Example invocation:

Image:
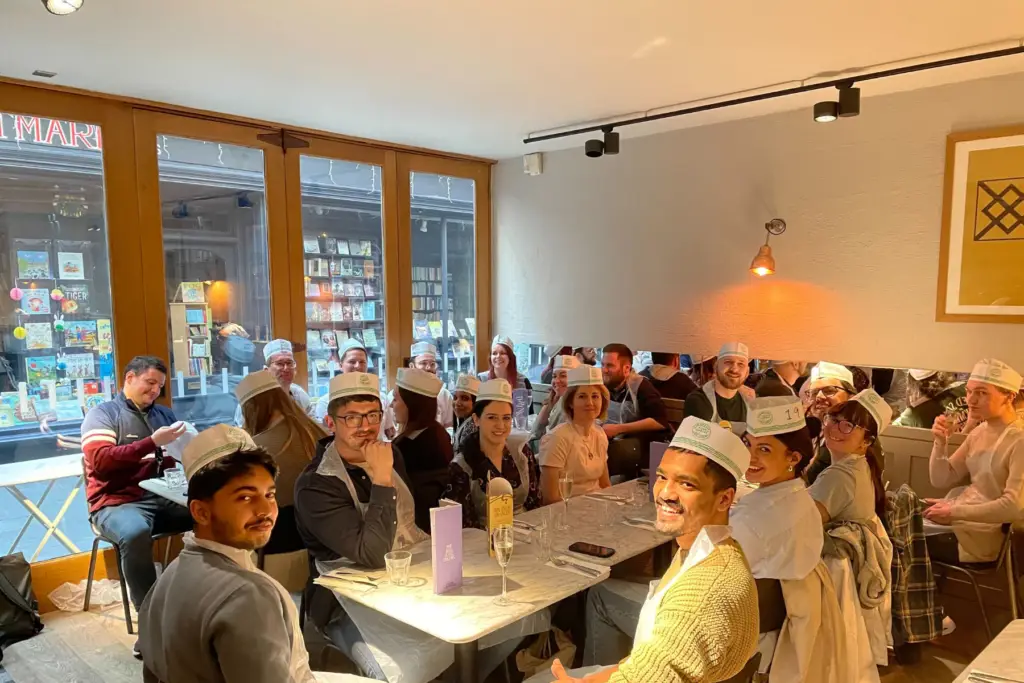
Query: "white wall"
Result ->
[[493, 71, 1024, 373]]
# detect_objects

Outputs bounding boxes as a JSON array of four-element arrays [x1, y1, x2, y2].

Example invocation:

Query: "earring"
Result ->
[[787, 465, 794, 472]]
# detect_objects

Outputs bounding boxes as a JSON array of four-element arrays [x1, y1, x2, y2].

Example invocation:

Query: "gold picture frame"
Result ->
[[938, 126, 1024, 323]]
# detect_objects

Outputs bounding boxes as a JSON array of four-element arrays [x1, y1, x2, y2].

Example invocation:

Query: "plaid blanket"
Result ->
[[886, 484, 943, 644]]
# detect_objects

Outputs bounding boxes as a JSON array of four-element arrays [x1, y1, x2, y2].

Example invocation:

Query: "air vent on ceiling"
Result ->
[[32, 70, 57, 79]]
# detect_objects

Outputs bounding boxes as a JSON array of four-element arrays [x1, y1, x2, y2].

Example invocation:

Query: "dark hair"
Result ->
[[542, 346, 574, 376], [602, 343, 633, 365], [756, 379, 794, 398], [827, 400, 886, 519], [187, 449, 278, 504], [704, 458, 738, 493], [242, 386, 326, 464], [910, 372, 958, 402], [651, 352, 677, 366], [472, 398, 511, 418], [397, 386, 438, 435], [327, 394, 382, 418], [125, 355, 167, 378], [773, 428, 815, 477], [488, 344, 519, 389]]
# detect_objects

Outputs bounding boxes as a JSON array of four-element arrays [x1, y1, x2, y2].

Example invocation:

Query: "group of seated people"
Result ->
[[78, 335, 1024, 682]]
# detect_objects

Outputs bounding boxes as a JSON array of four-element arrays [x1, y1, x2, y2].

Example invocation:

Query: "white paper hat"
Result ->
[[478, 379, 513, 404], [809, 361, 854, 387], [183, 424, 258, 480], [263, 339, 293, 362], [970, 358, 1023, 394], [851, 388, 893, 433], [340, 338, 366, 357], [908, 369, 937, 381], [553, 355, 580, 371], [234, 370, 281, 405], [718, 342, 749, 361], [454, 374, 481, 396], [329, 372, 380, 402], [410, 341, 437, 359], [669, 417, 751, 481], [746, 396, 807, 437], [396, 367, 443, 397], [567, 366, 603, 387], [492, 335, 514, 352]]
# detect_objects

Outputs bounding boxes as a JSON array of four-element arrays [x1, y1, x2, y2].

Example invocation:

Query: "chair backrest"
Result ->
[[755, 577, 787, 634], [663, 398, 685, 431], [723, 652, 762, 683]]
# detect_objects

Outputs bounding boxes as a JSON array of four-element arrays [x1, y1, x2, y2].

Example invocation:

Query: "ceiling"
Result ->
[[3, 0, 1024, 159]]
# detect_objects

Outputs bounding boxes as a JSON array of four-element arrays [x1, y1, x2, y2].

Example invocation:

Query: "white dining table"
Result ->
[[140, 476, 188, 507], [316, 481, 672, 683], [954, 619, 1024, 682]]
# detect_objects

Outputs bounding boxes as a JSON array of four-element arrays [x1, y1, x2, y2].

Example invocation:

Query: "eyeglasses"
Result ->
[[270, 359, 296, 369], [813, 385, 847, 399], [824, 415, 860, 435], [332, 411, 384, 428]]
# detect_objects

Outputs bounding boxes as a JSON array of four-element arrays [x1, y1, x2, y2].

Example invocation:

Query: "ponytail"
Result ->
[[865, 439, 887, 521]]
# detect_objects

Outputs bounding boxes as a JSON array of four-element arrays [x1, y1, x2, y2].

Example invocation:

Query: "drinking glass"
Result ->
[[534, 520, 553, 562], [493, 525, 515, 605], [164, 466, 186, 489], [557, 471, 573, 531], [632, 478, 649, 507], [385, 550, 412, 586]]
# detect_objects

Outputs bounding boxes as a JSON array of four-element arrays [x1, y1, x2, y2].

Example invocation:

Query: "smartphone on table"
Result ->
[[568, 541, 615, 559]]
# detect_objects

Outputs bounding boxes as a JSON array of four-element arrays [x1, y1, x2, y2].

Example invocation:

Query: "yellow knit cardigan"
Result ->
[[610, 539, 760, 683]]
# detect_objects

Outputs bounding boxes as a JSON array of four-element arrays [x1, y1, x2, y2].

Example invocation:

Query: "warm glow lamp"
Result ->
[[750, 219, 786, 277], [42, 0, 84, 15]]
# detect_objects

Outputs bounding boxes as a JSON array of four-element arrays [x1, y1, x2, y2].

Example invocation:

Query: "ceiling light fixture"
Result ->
[[750, 218, 787, 277], [584, 127, 619, 159], [42, 0, 84, 15], [814, 81, 860, 123], [813, 101, 838, 123]]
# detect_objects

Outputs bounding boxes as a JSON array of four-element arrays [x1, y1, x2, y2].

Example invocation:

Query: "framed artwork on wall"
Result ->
[[938, 126, 1024, 323]]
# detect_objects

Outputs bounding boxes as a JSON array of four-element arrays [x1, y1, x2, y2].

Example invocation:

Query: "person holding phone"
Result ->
[[82, 355, 192, 657], [925, 359, 1024, 563]]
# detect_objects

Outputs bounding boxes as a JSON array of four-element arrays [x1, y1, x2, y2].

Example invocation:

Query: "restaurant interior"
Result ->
[[1, 1, 1024, 682]]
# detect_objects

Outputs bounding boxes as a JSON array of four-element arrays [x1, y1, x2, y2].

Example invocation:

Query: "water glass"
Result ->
[[164, 467, 186, 489], [534, 523, 553, 562], [385, 550, 412, 586], [631, 478, 649, 507]]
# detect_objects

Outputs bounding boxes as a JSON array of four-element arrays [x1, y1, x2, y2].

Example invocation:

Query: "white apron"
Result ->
[[632, 526, 732, 651], [701, 380, 753, 425], [950, 424, 1015, 562], [606, 374, 643, 425], [187, 533, 316, 683], [452, 442, 531, 523]]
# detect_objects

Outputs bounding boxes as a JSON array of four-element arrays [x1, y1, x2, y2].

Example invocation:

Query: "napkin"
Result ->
[[622, 518, 658, 532], [546, 554, 609, 578]]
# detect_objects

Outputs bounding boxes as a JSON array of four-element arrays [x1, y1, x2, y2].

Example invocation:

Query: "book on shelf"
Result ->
[[342, 305, 354, 322], [329, 302, 345, 321], [324, 237, 337, 254], [413, 319, 430, 340], [351, 305, 363, 321], [353, 283, 365, 297], [24, 323, 53, 350], [24, 289, 51, 315], [340, 258, 354, 276], [65, 353, 96, 380], [306, 330, 322, 351], [306, 281, 320, 297], [320, 330, 338, 349], [178, 282, 205, 303], [331, 280, 346, 297], [189, 341, 208, 357], [17, 251, 51, 279], [347, 240, 362, 256], [447, 320, 458, 337], [189, 358, 210, 375], [64, 320, 98, 348], [57, 252, 85, 280], [185, 308, 206, 324], [362, 328, 378, 348], [318, 282, 332, 297], [412, 266, 441, 281], [336, 329, 350, 343], [428, 321, 443, 339], [351, 262, 364, 277], [360, 301, 376, 320], [62, 283, 90, 314], [363, 261, 375, 278], [329, 259, 342, 277], [187, 324, 207, 337], [336, 240, 350, 255], [363, 283, 376, 297], [303, 238, 320, 254], [344, 283, 357, 297]]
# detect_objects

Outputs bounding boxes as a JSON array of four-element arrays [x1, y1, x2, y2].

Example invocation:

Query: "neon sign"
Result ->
[[0, 113, 102, 151]]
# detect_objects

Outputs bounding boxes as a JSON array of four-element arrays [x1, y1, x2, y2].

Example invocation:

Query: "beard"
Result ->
[[716, 371, 744, 390]]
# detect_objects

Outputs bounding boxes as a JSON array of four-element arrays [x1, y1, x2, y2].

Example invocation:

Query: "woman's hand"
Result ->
[[923, 499, 954, 525]]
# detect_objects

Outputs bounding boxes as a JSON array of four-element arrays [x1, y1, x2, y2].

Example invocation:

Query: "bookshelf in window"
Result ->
[[170, 302, 213, 377]]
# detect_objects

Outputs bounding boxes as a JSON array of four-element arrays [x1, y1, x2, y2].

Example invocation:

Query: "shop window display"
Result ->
[[409, 173, 476, 389], [299, 157, 387, 397]]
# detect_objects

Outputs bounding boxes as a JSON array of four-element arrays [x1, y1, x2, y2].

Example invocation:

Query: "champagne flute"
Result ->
[[557, 471, 574, 531], [493, 525, 514, 606]]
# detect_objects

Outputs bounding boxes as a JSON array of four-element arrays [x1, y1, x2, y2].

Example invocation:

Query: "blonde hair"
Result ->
[[562, 384, 610, 422], [241, 386, 326, 462]]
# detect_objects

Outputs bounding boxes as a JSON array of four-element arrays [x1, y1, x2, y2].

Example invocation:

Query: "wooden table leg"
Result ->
[[454, 641, 479, 683]]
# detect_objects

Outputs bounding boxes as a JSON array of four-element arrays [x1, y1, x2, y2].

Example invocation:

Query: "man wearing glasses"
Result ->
[[235, 339, 315, 426], [294, 372, 425, 679], [802, 362, 857, 485]]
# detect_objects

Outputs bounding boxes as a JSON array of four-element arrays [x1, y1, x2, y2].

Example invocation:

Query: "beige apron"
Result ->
[[452, 442, 531, 523], [701, 380, 753, 425], [951, 425, 1014, 562]]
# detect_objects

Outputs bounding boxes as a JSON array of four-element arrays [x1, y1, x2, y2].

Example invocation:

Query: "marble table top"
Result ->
[[140, 477, 188, 507], [954, 619, 1024, 682], [317, 481, 672, 644]]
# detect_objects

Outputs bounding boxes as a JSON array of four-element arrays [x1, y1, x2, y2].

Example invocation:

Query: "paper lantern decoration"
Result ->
[[12, 326, 26, 340], [9, 287, 22, 301], [50, 289, 64, 301]]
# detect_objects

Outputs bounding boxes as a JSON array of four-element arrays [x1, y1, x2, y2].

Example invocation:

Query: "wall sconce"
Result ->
[[750, 218, 787, 277]]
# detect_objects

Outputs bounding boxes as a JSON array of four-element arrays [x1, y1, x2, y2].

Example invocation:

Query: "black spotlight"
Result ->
[[838, 84, 860, 118], [602, 127, 620, 155], [813, 101, 838, 123], [585, 139, 604, 158]]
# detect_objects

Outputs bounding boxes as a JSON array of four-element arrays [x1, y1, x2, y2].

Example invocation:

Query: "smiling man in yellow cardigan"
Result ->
[[542, 417, 760, 683]]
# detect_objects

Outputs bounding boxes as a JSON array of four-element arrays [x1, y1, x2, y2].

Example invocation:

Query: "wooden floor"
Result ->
[[0, 605, 974, 683]]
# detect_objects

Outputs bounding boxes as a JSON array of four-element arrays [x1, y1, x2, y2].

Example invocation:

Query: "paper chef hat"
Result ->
[[492, 335, 515, 352], [234, 370, 281, 405], [263, 339, 293, 362], [478, 379, 513, 404], [454, 374, 481, 396], [852, 388, 893, 433], [340, 338, 366, 357], [396, 367, 443, 398], [410, 341, 437, 359], [329, 372, 380, 402], [183, 424, 258, 480], [718, 342, 749, 362], [553, 355, 580, 371], [809, 361, 854, 387], [567, 366, 603, 387], [669, 417, 751, 481], [970, 358, 1023, 394], [745, 396, 807, 437], [908, 369, 938, 381]]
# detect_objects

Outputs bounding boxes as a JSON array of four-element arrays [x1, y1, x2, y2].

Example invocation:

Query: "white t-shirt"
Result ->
[[538, 422, 609, 496], [730, 478, 823, 580]]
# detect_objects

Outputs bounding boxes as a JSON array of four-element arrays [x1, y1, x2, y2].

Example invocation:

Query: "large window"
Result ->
[[299, 156, 387, 397], [0, 111, 114, 560], [156, 136, 272, 426], [409, 172, 476, 388]]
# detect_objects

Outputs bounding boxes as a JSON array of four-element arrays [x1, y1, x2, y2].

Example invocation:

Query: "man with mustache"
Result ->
[[683, 342, 752, 426], [541, 417, 759, 683], [235, 339, 315, 425], [600, 343, 670, 476], [138, 424, 321, 682]]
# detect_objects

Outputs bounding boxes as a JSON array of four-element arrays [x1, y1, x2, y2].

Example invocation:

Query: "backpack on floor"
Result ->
[[0, 553, 43, 649]]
